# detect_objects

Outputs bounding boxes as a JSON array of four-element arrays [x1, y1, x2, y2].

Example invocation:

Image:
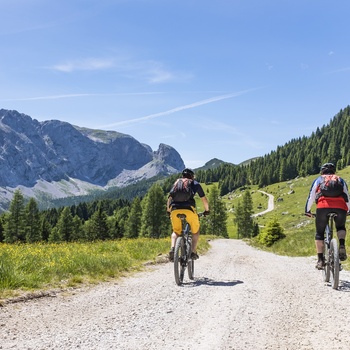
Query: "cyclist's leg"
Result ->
[[169, 210, 183, 260], [334, 209, 347, 260], [186, 209, 200, 256], [315, 208, 328, 268]]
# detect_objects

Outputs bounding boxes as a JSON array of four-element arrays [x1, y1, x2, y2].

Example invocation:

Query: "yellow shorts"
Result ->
[[170, 208, 200, 235]]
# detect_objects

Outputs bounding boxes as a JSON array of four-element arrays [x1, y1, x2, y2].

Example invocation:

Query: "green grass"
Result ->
[[0, 236, 213, 299]]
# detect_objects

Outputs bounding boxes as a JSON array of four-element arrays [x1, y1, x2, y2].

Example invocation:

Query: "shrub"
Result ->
[[258, 218, 285, 247]]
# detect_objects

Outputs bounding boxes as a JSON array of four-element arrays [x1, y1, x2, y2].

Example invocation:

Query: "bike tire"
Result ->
[[188, 257, 194, 280], [174, 237, 186, 286], [323, 244, 330, 283], [330, 238, 340, 289]]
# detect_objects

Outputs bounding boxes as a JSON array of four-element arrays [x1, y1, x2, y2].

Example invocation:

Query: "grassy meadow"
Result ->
[[0, 236, 212, 300]]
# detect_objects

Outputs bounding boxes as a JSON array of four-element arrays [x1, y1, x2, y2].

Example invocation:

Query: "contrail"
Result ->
[[0, 92, 164, 101], [101, 88, 257, 128]]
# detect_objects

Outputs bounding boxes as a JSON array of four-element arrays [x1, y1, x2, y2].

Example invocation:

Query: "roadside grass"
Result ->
[[0, 236, 213, 299]]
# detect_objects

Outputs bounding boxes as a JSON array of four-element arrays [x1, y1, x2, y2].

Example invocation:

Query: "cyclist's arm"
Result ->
[[194, 183, 209, 212], [166, 195, 172, 212], [305, 178, 319, 213], [342, 179, 350, 211], [201, 196, 209, 212]]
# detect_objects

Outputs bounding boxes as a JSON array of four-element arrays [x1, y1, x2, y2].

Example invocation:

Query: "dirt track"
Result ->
[[1, 239, 350, 350]]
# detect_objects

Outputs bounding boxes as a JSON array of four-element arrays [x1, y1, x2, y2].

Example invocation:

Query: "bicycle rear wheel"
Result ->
[[323, 244, 330, 283], [330, 238, 340, 289], [174, 237, 186, 286]]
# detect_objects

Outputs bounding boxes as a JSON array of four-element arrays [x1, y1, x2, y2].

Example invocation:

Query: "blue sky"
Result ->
[[1, 1, 350, 169]]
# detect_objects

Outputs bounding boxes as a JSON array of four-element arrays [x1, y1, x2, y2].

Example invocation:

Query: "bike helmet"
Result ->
[[182, 168, 195, 179], [320, 162, 336, 174]]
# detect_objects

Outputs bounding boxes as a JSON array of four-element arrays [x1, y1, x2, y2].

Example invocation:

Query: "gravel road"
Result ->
[[2, 239, 350, 350]]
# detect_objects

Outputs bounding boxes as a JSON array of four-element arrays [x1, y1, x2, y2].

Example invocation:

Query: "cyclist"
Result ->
[[167, 168, 209, 261], [305, 162, 350, 269]]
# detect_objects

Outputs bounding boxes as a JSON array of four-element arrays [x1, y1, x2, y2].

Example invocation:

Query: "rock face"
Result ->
[[0, 109, 185, 192]]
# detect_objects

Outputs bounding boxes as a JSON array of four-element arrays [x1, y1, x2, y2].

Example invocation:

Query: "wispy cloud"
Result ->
[[100, 88, 260, 129], [51, 58, 114, 72], [49, 56, 190, 84], [327, 67, 350, 74], [117, 59, 191, 84]]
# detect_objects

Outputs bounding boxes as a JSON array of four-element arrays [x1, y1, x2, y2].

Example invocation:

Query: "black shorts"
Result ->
[[315, 207, 347, 240]]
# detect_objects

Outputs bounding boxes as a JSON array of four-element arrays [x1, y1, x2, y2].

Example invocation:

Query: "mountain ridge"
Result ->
[[0, 109, 186, 209]]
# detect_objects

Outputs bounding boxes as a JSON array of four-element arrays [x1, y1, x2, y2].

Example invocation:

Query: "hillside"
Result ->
[[195, 106, 350, 196]]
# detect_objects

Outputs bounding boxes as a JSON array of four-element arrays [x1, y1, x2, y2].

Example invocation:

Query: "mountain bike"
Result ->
[[307, 213, 341, 289], [174, 212, 204, 286], [323, 213, 341, 289]]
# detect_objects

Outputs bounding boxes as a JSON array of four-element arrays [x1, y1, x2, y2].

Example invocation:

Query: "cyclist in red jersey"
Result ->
[[305, 163, 350, 269]]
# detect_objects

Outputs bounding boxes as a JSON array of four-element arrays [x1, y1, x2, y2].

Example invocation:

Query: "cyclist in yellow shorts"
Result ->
[[167, 168, 209, 261]]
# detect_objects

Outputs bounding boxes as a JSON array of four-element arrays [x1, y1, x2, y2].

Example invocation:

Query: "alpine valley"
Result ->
[[0, 109, 186, 211]]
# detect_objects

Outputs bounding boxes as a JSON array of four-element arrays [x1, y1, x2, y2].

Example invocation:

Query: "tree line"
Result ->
[[0, 183, 229, 244]]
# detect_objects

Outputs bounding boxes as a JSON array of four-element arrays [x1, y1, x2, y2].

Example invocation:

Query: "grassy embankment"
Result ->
[[0, 236, 212, 300]]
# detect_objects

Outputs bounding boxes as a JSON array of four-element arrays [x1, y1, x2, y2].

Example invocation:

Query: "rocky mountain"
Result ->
[[0, 109, 185, 208]]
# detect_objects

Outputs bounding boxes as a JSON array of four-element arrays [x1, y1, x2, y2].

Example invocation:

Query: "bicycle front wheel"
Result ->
[[330, 238, 340, 289], [174, 237, 186, 286]]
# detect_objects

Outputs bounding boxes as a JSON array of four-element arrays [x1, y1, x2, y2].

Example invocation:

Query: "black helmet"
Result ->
[[320, 162, 336, 174], [182, 168, 194, 179]]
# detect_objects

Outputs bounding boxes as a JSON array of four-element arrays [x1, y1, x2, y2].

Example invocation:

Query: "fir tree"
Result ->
[[205, 185, 228, 237], [54, 207, 74, 242], [25, 198, 41, 243], [125, 197, 142, 238], [234, 190, 254, 238], [140, 184, 169, 238], [4, 189, 26, 243], [89, 207, 110, 240]]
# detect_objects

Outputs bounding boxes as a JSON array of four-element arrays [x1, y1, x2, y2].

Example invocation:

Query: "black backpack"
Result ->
[[170, 178, 194, 202]]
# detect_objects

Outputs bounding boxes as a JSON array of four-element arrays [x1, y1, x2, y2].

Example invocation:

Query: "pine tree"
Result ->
[[234, 190, 254, 238], [40, 217, 52, 241], [140, 184, 169, 238], [53, 207, 74, 242], [234, 200, 244, 239], [70, 215, 84, 241], [24, 198, 41, 243], [4, 189, 26, 243], [125, 197, 142, 238], [205, 185, 228, 237], [89, 207, 110, 240]]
